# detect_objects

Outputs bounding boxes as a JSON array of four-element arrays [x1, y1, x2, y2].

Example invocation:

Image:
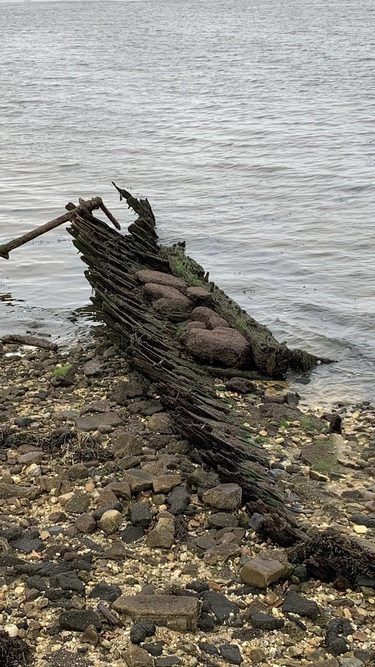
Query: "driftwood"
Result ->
[[0, 197, 120, 260], [1, 334, 58, 351]]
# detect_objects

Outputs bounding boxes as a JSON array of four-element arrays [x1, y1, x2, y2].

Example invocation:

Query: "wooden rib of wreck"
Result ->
[[66, 187, 374, 588]]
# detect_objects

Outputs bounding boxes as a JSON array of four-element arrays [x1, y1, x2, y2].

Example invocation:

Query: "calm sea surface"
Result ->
[[0, 0, 374, 406]]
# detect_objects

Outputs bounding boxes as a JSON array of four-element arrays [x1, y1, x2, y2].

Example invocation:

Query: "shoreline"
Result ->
[[0, 333, 374, 667]]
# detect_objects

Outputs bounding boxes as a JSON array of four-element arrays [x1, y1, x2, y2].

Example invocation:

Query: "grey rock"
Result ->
[[153, 474, 182, 493], [43, 649, 92, 667], [202, 483, 242, 511], [282, 590, 320, 620], [220, 643, 242, 665], [67, 463, 89, 480], [200, 590, 239, 624], [131, 502, 153, 528], [18, 450, 45, 464], [240, 557, 285, 588], [351, 514, 375, 528], [250, 612, 285, 630], [147, 412, 173, 434], [124, 645, 154, 667], [144, 642, 165, 657], [207, 512, 238, 529], [167, 485, 190, 515], [203, 542, 241, 565], [65, 492, 91, 514], [197, 612, 216, 632], [98, 509, 122, 534], [84, 360, 102, 376], [14, 417, 33, 427], [54, 573, 85, 595], [155, 658, 182, 667], [89, 582, 121, 602], [123, 468, 154, 493], [199, 643, 221, 657], [75, 513, 97, 534], [130, 619, 156, 644], [146, 515, 175, 549], [121, 525, 144, 543], [12, 534, 44, 554], [75, 412, 123, 431], [59, 609, 102, 631]]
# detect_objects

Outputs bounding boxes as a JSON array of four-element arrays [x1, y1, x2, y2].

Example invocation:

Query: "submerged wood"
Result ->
[[1, 334, 58, 351]]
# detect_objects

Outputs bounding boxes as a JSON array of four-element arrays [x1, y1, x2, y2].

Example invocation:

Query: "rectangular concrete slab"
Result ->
[[112, 594, 199, 631]]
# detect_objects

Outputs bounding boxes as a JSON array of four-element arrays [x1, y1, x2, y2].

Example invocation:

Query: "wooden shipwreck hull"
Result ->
[[63, 187, 374, 587], [67, 186, 323, 508]]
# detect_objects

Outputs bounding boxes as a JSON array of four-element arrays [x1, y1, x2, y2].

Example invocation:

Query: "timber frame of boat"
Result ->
[[1, 186, 373, 587]]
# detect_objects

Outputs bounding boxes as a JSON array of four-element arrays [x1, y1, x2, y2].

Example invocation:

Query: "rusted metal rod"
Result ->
[[0, 196, 120, 260]]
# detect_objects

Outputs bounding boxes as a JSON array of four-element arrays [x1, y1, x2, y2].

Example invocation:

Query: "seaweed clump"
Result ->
[[0, 630, 33, 667]]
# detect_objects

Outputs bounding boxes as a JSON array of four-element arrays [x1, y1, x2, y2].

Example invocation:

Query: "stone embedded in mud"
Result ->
[[136, 270, 187, 290], [181, 327, 251, 368], [190, 306, 231, 329], [240, 557, 286, 588], [152, 293, 193, 318], [186, 286, 212, 305], [202, 483, 242, 511]]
